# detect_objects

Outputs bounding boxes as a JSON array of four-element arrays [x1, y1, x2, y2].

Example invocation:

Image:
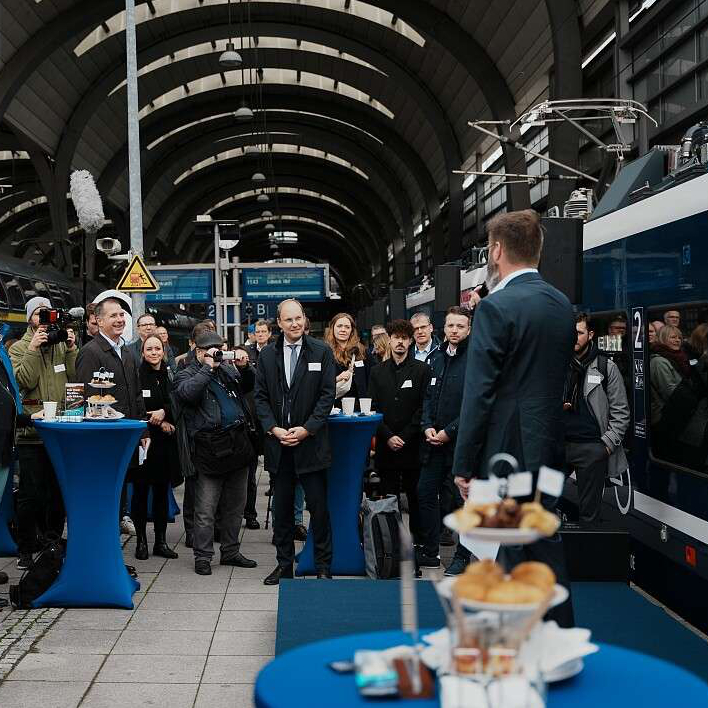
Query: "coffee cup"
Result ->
[[43, 401, 58, 421], [341, 397, 356, 416], [359, 398, 372, 415]]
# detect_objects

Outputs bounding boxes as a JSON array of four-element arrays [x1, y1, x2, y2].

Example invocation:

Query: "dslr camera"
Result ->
[[38, 309, 73, 346]]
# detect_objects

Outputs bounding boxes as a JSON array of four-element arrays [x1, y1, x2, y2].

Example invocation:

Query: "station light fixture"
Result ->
[[265, 222, 275, 230], [261, 210, 273, 217], [234, 103, 254, 122], [219, 42, 242, 69], [257, 192, 269, 203], [251, 171, 266, 182]]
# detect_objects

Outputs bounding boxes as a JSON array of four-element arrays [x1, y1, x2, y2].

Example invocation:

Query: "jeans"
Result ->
[[193, 467, 248, 561], [183, 476, 195, 536], [272, 450, 331, 571], [16, 444, 65, 555]]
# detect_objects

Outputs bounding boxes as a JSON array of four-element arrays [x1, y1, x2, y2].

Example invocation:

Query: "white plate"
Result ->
[[84, 410, 125, 420], [436, 577, 569, 613], [444, 513, 541, 545], [89, 381, 116, 389], [543, 658, 583, 683]]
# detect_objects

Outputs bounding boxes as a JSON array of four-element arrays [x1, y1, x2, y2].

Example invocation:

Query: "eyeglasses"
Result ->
[[138, 322, 156, 328], [412, 325, 431, 331]]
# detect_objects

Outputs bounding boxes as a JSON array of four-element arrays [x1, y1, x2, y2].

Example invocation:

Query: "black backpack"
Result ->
[[370, 510, 402, 579], [9, 535, 65, 609]]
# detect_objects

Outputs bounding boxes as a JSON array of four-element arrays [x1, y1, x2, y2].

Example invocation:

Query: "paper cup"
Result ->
[[341, 397, 356, 416], [43, 401, 58, 421], [359, 398, 372, 415]]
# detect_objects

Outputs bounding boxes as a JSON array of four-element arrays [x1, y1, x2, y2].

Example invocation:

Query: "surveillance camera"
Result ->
[[95, 237, 122, 255]]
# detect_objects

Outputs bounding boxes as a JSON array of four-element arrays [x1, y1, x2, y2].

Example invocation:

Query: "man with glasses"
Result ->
[[128, 313, 157, 364], [410, 312, 438, 363]]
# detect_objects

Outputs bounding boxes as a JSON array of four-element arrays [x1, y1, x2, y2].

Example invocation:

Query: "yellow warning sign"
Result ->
[[116, 254, 160, 293]]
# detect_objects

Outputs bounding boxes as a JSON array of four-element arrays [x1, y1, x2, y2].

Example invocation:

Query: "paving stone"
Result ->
[[0, 680, 90, 708], [112, 630, 213, 656], [57, 609, 133, 631], [209, 631, 276, 656], [216, 611, 277, 632], [201, 655, 270, 683], [221, 593, 278, 611], [138, 592, 225, 611], [34, 628, 121, 655], [81, 682, 198, 708], [97, 654, 206, 683], [8, 652, 104, 682], [128, 609, 220, 632], [194, 682, 255, 708]]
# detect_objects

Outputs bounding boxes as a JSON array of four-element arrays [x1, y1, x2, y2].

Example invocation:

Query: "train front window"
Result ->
[[0, 280, 8, 310], [0, 274, 25, 310], [648, 304, 708, 473], [16, 277, 36, 302]]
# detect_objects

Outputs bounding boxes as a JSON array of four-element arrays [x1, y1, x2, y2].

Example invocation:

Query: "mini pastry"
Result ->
[[464, 559, 504, 586], [486, 580, 545, 604], [519, 509, 560, 535], [510, 561, 556, 590], [454, 576, 488, 601]]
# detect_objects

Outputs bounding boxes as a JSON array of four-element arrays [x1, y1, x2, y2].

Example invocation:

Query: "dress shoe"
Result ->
[[245, 518, 261, 530], [135, 530, 149, 561], [220, 552, 257, 568], [195, 559, 212, 575], [294, 524, 308, 542], [316, 570, 332, 579], [415, 550, 440, 568], [264, 564, 294, 585], [17, 553, 32, 570], [153, 541, 179, 559]]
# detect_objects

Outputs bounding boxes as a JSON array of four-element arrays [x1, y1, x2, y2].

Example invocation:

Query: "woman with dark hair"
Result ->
[[133, 335, 181, 560], [324, 312, 370, 408]]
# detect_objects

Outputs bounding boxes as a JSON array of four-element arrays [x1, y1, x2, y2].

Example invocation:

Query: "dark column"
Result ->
[[447, 171, 464, 261]]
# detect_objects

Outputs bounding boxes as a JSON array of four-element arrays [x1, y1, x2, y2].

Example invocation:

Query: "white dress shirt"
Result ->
[[100, 331, 125, 359], [414, 341, 435, 362], [490, 268, 538, 294], [283, 337, 303, 387]]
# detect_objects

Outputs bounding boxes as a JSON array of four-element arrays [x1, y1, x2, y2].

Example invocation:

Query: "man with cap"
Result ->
[[9, 296, 78, 568], [174, 330, 258, 576]]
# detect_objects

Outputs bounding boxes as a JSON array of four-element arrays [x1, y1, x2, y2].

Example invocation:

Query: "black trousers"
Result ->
[[378, 466, 422, 544], [565, 440, 608, 524], [131, 479, 169, 533], [244, 456, 258, 521], [273, 450, 331, 571], [183, 476, 195, 536], [417, 450, 470, 561], [17, 444, 65, 555]]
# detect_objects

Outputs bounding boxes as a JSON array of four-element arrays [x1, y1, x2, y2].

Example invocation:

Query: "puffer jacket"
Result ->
[[9, 327, 78, 442]]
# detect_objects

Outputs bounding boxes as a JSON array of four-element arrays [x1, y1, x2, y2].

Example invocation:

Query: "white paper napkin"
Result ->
[[440, 675, 545, 708]]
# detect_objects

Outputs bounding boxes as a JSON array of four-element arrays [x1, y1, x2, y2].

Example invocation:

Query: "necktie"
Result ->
[[288, 344, 299, 386]]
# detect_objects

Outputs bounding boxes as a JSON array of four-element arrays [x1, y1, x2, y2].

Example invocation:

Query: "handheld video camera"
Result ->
[[212, 349, 235, 362], [38, 309, 73, 346]]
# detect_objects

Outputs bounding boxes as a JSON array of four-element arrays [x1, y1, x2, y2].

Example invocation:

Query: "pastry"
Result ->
[[454, 576, 488, 601], [453, 507, 482, 531], [496, 498, 522, 527], [88, 394, 117, 404], [486, 579, 545, 604], [510, 561, 556, 591], [519, 509, 560, 535], [464, 559, 504, 586]]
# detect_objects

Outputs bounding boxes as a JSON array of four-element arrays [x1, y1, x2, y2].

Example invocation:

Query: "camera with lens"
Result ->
[[38, 309, 73, 346], [212, 349, 235, 362]]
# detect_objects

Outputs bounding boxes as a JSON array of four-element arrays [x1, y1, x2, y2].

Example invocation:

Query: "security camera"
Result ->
[[95, 237, 122, 255]]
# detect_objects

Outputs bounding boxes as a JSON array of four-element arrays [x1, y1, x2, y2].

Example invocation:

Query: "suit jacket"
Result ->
[[452, 272, 576, 479], [254, 334, 336, 475], [368, 356, 430, 470]]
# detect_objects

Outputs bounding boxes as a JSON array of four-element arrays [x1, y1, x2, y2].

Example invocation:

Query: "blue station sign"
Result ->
[[146, 269, 213, 304], [241, 267, 326, 302]]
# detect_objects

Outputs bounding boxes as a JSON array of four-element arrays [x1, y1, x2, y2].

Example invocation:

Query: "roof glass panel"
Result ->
[[206, 188, 354, 215], [243, 214, 346, 239]]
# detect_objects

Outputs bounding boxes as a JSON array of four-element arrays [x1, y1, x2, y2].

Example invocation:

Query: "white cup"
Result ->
[[43, 401, 58, 421], [341, 397, 356, 416], [359, 398, 372, 415]]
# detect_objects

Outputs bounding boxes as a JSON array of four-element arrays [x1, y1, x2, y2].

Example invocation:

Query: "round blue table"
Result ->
[[32, 419, 147, 608], [0, 467, 17, 556], [296, 413, 382, 576], [254, 630, 708, 707]]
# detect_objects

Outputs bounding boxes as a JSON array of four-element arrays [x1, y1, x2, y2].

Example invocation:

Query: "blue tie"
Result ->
[[288, 344, 299, 386]]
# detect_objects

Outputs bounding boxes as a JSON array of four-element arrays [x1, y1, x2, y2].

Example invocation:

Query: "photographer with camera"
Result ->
[[174, 331, 257, 576], [9, 296, 77, 568]]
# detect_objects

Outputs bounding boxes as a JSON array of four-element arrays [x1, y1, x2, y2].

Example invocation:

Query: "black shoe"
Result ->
[[195, 559, 212, 575], [135, 530, 149, 561], [245, 518, 260, 530], [153, 541, 179, 559], [440, 528, 456, 546], [220, 552, 257, 568], [415, 551, 440, 568], [0, 570, 8, 584], [265, 487, 273, 496], [185, 533, 193, 548], [294, 524, 308, 542], [444, 556, 469, 576], [17, 553, 32, 570], [264, 564, 293, 585], [316, 570, 332, 579]]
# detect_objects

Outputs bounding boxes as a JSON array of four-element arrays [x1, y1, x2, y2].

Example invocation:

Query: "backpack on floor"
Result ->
[[9, 535, 65, 609], [361, 495, 401, 580]]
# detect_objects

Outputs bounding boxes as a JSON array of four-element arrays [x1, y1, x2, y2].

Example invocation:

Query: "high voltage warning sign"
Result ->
[[116, 254, 160, 293]]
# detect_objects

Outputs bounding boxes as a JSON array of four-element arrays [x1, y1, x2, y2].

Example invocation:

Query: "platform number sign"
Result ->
[[632, 307, 646, 438]]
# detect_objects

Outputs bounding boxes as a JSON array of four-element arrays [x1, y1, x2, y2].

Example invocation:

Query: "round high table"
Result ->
[[296, 413, 382, 576], [254, 630, 708, 708], [33, 419, 147, 609]]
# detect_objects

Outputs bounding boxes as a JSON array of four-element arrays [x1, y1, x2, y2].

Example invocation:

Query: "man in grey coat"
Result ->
[[563, 313, 629, 524]]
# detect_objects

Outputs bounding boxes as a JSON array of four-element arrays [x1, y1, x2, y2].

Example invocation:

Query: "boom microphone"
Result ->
[[69, 170, 105, 234]]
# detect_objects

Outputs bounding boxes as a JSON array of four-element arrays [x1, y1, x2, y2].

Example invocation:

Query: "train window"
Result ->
[[587, 311, 632, 392], [0, 279, 8, 310], [33, 280, 51, 297], [647, 304, 708, 473], [0, 274, 25, 310], [47, 283, 65, 308], [16, 277, 37, 301], [62, 289, 74, 308]]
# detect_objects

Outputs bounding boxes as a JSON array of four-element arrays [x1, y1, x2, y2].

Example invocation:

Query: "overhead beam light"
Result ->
[[257, 192, 269, 203], [251, 172, 266, 182], [234, 104, 254, 122], [219, 42, 243, 69]]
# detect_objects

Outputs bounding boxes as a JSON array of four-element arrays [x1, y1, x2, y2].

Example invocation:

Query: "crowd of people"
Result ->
[[10, 209, 708, 624]]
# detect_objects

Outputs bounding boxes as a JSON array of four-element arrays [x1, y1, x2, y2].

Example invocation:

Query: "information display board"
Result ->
[[146, 269, 213, 304], [241, 267, 326, 302]]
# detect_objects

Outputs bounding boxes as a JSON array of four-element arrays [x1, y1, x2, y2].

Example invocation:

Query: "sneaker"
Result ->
[[415, 550, 440, 568], [444, 556, 469, 577], [120, 516, 136, 536], [17, 553, 32, 570]]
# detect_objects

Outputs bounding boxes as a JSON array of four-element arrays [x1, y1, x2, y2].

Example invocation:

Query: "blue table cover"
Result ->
[[32, 419, 147, 608], [0, 466, 17, 555], [254, 629, 708, 708], [296, 413, 382, 576]]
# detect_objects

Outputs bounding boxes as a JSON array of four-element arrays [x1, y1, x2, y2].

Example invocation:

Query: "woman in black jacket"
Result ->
[[133, 335, 181, 560], [324, 312, 370, 409]]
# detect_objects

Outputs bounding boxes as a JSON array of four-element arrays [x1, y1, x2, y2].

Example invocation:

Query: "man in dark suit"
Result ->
[[245, 319, 273, 366], [452, 209, 576, 627], [368, 319, 431, 544], [254, 299, 336, 584]]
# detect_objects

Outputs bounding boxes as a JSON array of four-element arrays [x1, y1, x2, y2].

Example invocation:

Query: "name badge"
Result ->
[[54, 364, 66, 373], [354, 360, 364, 368], [430, 378, 437, 386], [588, 374, 602, 385], [401, 379, 412, 389], [142, 390, 151, 398], [308, 362, 321, 372], [690, 359, 698, 366]]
